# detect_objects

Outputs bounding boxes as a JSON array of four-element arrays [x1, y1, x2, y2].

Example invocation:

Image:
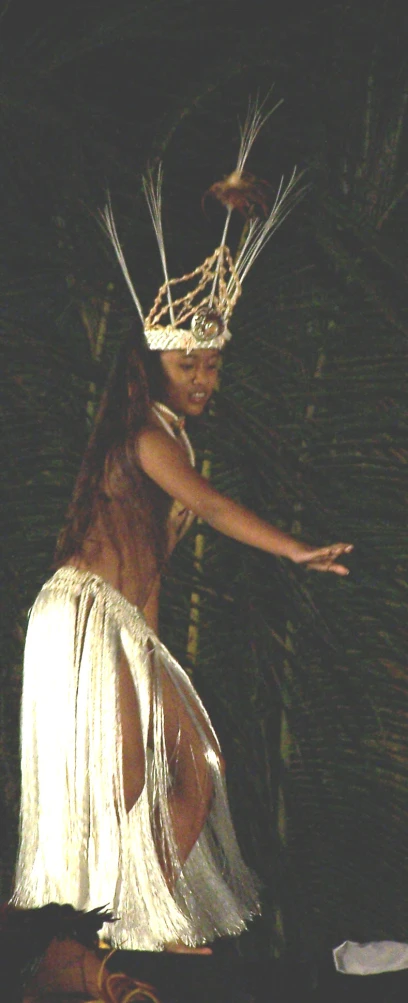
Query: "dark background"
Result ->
[[0, 0, 407, 995]]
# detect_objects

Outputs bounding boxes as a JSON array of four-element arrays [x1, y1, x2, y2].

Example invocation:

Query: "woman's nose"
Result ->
[[193, 367, 209, 385]]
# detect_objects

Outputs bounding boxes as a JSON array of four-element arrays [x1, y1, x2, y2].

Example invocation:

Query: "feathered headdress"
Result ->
[[101, 95, 304, 353]]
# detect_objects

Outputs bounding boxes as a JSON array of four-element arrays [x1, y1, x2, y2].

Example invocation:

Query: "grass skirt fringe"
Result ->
[[13, 567, 260, 949]]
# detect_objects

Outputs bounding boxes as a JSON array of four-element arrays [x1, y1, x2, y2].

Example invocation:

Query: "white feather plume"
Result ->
[[99, 196, 145, 325], [236, 91, 283, 175], [143, 166, 175, 326], [230, 167, 306, 287], [217, 91, 285, 265]]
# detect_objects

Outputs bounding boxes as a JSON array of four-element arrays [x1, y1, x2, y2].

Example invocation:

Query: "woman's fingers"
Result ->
[[306, 559, 350, 575], [297, 542, 353, 575]]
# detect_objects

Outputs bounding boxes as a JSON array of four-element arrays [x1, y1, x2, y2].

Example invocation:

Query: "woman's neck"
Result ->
[[152, 400, 184, 425], [151, 401, 195, 467]]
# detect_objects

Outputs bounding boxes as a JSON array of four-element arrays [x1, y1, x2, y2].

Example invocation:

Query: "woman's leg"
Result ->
[[119, 643, 223, 861], [119, 645, 224, 867], [156, 667, 222, 954], [118, 649, 146, 813], [159, 666, 224, 870], [118, 647, 228, 952]]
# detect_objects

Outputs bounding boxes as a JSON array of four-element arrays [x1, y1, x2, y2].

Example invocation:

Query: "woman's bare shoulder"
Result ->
[[134, 421, 187, 462]]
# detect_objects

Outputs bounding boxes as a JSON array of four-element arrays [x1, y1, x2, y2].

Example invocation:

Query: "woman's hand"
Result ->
[[291, 542, 353, 576]]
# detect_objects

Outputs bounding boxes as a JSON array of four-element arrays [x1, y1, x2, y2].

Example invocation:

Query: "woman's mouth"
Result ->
[[189, 392, 207, 404]]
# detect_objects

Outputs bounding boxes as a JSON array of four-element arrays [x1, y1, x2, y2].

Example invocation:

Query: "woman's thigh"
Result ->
[[158, 666, 224, 786], [118, 648, 146, 812], [119, 645, 224, 811]]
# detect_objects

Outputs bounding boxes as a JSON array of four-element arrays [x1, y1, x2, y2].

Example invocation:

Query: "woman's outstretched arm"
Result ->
[[135, 427, 353, 575]]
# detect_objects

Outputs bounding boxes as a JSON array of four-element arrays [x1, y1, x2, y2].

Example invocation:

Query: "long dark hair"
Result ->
[[54, 336, 169, 579]]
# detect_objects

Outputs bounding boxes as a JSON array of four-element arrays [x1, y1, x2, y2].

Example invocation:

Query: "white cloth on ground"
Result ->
[[333, 940, 408, 975]]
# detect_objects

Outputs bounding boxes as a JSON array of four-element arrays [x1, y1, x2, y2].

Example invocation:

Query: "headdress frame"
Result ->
[[100, 94, 305, 354]]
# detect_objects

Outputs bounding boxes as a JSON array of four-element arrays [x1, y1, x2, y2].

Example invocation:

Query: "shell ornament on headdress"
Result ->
[[101, 95, 304, 353]]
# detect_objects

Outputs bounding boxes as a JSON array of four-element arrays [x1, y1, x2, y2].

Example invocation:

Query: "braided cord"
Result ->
[[96, 950, 161, 1003], [145, 246, 241, 330]]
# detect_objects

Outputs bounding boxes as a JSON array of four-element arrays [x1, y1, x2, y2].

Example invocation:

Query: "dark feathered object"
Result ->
[[203, 170, 270, 218]]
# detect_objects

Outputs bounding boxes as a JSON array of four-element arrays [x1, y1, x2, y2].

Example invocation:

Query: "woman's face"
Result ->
[[159, 349, 221, 416]]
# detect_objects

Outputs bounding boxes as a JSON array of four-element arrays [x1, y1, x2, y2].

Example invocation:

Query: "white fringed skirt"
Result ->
[[13, 567, 260, 949]]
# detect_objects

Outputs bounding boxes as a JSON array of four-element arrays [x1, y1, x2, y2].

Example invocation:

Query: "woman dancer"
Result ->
[[13, 101, 352, 953]]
